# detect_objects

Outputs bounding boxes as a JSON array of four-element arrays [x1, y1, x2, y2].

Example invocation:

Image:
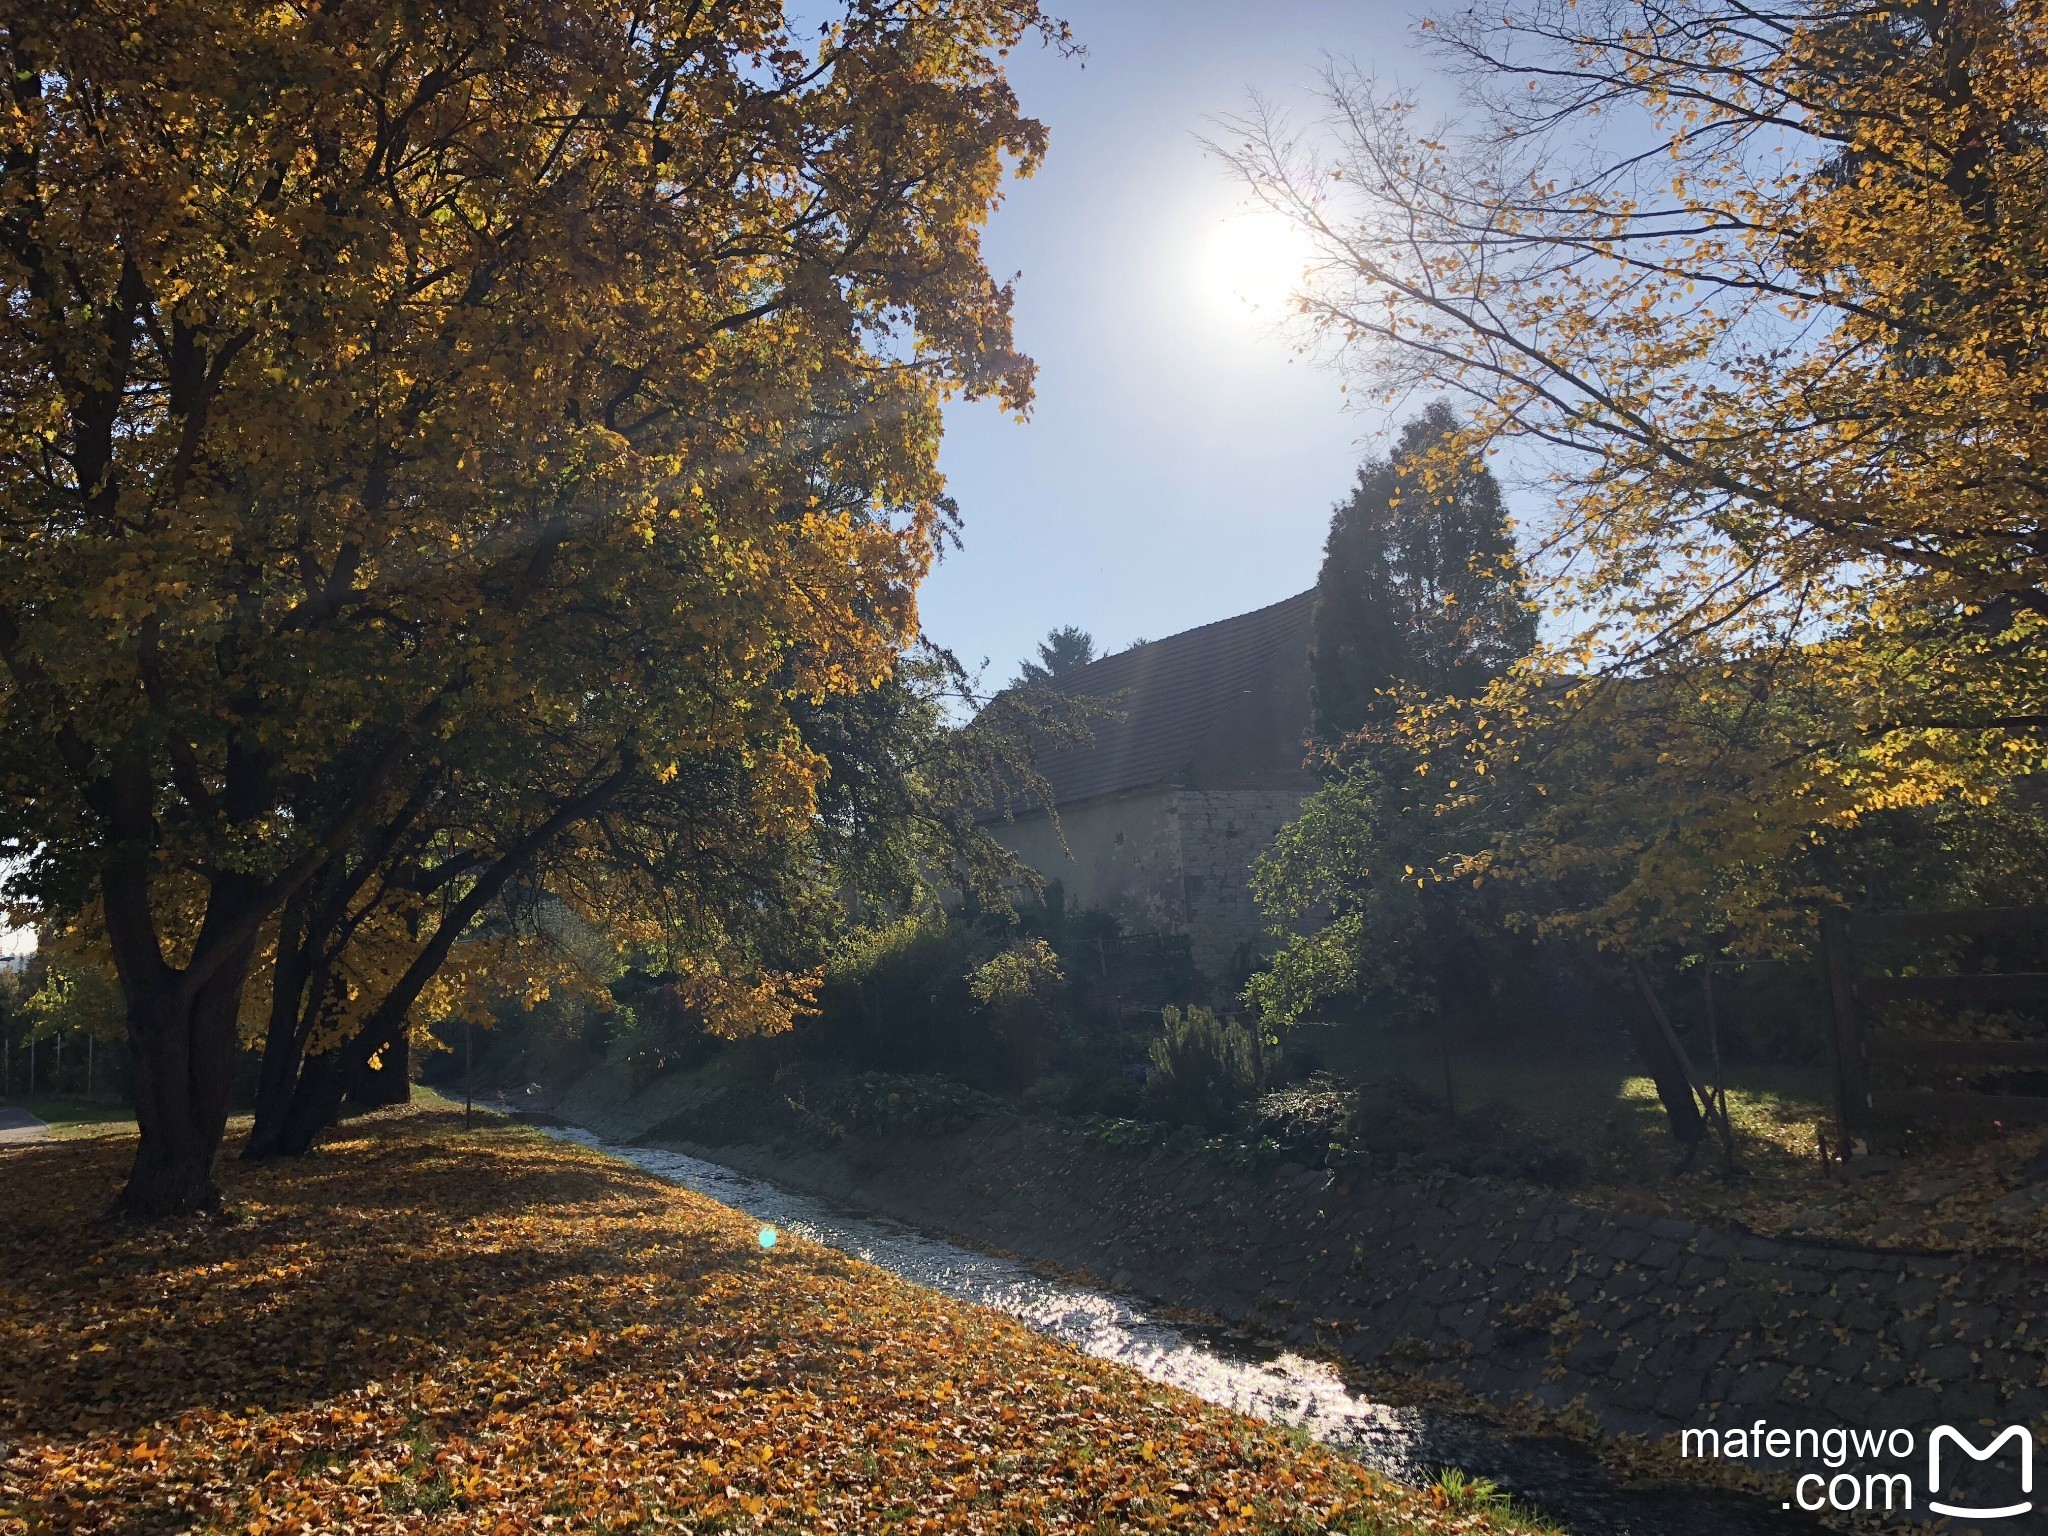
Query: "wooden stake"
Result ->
[[1437, 1018, 1458, 1128]]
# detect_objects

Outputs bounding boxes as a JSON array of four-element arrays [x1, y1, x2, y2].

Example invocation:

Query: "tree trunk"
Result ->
[[1621, 985, 1707, 1148], [106, 852, 264, 1219], [243, 900, 322, 1162], [272, 1043, 363, 1156], [113, 957, 252, 1219], [270, 970, 432, 1154], [258, 764, 626, 1157], [244, 1018, 308, 1161], [275, 978, 433, 1150]]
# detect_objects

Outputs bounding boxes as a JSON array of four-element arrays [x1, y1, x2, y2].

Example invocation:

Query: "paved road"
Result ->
[[0, 1105, 49, 1144]]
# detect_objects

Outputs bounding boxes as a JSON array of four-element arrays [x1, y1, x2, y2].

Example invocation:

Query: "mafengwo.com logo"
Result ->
[[1682, 1420, 2034, 1519]]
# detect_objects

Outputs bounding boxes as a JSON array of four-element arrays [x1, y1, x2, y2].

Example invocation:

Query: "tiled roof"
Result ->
[[1015, 590, 1319, 810]]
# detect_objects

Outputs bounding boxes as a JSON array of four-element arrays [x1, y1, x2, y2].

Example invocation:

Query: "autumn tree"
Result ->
[[1309, 402, 1534, 746], [1222, 0, 2048, 946], [0, 0, 1061, 1216]]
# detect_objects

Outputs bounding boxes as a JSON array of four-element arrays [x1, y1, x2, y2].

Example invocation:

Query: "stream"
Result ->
[[546, 1124, 1835, 1536]]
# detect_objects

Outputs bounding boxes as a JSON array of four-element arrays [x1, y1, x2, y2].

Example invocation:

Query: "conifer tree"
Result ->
[[1016, 626, 1097, 686], [1309, 403, 1534, 746]]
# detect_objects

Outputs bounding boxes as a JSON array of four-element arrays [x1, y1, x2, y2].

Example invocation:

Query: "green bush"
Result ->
[[1145, 1006, 1263, 1133], [809, 913, 996, 1080], [808, 915, 1093, 1093], [967, 938, 1065, 1086], [789, 1071, 999, 1142]]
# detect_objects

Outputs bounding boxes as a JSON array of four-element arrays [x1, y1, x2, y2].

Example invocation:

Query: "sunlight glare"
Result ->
[[1196, 209, 1314, 321]]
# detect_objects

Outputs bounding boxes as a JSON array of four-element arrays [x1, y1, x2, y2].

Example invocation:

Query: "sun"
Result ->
[[1197, 208, 1314, 319]]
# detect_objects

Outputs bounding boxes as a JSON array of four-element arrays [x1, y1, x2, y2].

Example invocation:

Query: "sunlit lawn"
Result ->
[[1291, 1020, 2046, 1252], [1298, 1021, 1832, 1165]]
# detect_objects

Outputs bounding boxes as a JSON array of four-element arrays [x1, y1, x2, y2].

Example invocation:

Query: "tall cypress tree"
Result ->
[[1310, 402, 1535, 745]]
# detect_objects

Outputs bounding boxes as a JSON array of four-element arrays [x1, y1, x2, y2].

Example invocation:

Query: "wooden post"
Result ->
[[464, 1015, 474, 1132], [1438, 1020, 1458, 1128], [1820, 911, 1869, 1147], [85, 1033, 92, 1099]]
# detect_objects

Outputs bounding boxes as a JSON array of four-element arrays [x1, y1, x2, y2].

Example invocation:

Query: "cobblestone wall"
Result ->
[[636, 1114, 2048, 1446]]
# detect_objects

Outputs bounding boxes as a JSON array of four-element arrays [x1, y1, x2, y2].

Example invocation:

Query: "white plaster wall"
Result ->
[[989, 789, 1185, 936]]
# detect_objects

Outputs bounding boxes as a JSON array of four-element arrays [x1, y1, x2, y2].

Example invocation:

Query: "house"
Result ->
[[988, 590, 1319, 979]]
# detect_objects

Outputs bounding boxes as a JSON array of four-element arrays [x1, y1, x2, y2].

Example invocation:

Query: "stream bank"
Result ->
[[537, 1120, 1828, 1536], [502, 1063, 2048, 1528]]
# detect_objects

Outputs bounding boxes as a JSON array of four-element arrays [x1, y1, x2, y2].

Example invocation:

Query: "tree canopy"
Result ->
[[1309, 402, 1535, 747], [1015, 625, 1098, 686], [0, 0, 1061, 1215], [1225, 0, 2048, 949]]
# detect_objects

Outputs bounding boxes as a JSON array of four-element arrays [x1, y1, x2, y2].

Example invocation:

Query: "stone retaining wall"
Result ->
[[525, 1073, 2048, 1447]]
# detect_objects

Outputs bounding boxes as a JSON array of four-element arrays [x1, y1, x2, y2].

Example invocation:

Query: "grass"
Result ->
[[1291, 1017, 1839, 1192], [0, 1100, 1564, 1536], [1299, 1021, 1833, 1158], [1292, 1020, 2048, 1255], [0, 1095, 139, 1139]]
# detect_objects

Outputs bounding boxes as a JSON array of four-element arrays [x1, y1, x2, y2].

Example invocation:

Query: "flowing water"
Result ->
[[547, 1125, 1833, 1536]]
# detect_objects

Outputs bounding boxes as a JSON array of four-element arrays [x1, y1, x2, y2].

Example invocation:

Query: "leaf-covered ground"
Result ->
[[0, 1104, 1556, 1536]]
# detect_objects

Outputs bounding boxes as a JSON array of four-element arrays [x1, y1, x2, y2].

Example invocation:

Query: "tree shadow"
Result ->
[[0, 1112, 849, 1439]]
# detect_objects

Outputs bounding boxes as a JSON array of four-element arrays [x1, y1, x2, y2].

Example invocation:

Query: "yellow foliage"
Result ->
[[0, 0, 1063, 1202], [1226, 0, 2048, 944]]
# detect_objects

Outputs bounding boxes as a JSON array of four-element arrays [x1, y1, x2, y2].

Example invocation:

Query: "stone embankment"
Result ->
[[518, 1069, 2048, 1444]]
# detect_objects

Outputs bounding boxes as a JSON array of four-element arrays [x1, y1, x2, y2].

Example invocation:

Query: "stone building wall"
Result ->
[[989, 788, 1310, 978], [989, 790, 1186, 937], [1173, 790, 1311, 978]]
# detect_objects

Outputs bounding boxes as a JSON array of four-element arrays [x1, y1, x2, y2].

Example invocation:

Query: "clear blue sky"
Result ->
[[921, 0, 1441, 684]]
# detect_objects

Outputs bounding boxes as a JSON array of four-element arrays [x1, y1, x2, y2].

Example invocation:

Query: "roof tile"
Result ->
[[1024, 590, 1319, 808]]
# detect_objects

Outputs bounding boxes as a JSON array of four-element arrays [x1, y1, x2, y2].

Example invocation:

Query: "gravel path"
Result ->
[[0, 1105, 50, 1144]]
